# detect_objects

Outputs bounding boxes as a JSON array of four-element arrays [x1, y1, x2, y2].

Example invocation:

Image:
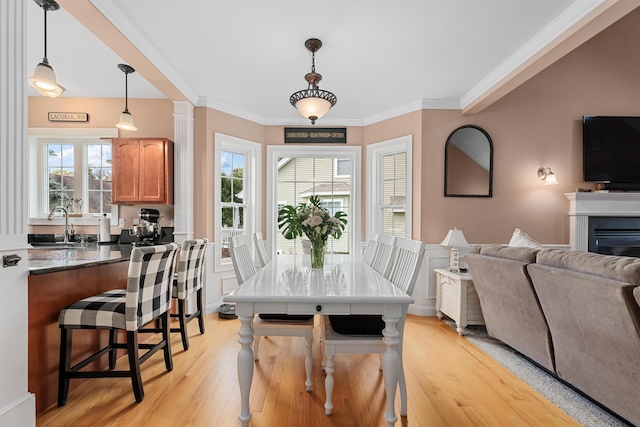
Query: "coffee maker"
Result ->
[[129, 208, 161, 246]]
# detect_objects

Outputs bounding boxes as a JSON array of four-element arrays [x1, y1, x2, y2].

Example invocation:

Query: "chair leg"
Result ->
[[196, 288, 205, 334], [324, 354, 335, 415], [127, 331, 144, 403], [304, 335, 313, 392], [58, 328, 72, 407], [253, 336, 261, 361], [109, 329, 118, 370], [161, 311, 174, 371], [178, 299, 190, 351]]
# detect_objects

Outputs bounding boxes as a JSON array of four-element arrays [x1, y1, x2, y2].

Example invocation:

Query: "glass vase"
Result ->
[[310, 242, 325, 269]]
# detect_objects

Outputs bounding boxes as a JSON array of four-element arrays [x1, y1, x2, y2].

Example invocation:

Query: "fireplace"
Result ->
[[588, 216, 640, 257], [567, 192, 640, 252]]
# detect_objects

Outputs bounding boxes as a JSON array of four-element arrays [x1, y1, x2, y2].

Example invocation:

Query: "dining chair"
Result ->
[[322, 237, 426, 416], [362, 233, 380, 265], [253, 232, 271, 268], [171, 238, 208, 350], [229, 234, 315, 391], [58, 243, 180, 405], [370, 235, 396, 278]]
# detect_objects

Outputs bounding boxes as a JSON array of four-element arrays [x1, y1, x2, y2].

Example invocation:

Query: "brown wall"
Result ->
[[416, 8, 640, 245]]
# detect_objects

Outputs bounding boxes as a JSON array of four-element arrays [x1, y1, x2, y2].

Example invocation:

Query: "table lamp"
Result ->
[[440, 228, 469, 272]]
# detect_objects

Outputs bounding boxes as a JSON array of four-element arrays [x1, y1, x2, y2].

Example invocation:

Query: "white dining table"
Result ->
[[223, 254, 414, 427]]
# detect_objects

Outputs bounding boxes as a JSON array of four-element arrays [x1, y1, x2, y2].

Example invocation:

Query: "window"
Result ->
[[367, 135, 412, 238], [86, 144, 112, 213], [214, 133, 260, 271], [335, 158, 351, 177], [28, 128, 119, 221], [267, 146, 361, 256], [220, 150, 246, 261], [44, 141, 112, 214]]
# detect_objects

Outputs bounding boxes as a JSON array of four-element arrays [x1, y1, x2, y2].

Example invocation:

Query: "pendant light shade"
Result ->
[[115, 64, 137, 132], [29, 0, 64, 98], [290, 38, 337, 125]]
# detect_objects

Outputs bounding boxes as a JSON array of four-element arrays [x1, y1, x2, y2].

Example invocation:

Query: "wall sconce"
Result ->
[[440, 227, 469, 272], [538, 167, 559, 185], [289, 38, 337, 125], [29, 0, 65, 98], [115, 64, 137, 131]]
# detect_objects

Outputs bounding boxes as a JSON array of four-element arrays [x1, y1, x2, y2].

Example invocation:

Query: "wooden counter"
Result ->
[[28, 247, 131, 414]]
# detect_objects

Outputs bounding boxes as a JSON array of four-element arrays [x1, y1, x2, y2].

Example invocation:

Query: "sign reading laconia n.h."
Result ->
[[48, 112, 89, 122]]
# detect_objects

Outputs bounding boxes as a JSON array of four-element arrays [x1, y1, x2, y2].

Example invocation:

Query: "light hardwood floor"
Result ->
[[36, 315, 578, 427]]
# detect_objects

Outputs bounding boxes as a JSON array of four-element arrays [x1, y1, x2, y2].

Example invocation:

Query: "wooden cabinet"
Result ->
[[112, 138, 174, 204], [434, 268, 485, 335]]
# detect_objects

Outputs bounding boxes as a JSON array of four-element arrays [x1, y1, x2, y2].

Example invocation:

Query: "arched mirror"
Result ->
[[444, 125, 493, 197]]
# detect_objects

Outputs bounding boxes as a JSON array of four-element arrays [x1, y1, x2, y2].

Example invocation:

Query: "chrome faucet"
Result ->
[[47, 206, 70, 243]]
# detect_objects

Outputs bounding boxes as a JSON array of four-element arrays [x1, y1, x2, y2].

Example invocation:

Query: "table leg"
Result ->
[[237, 315, 254, 426], [382, 315, 400, 426]]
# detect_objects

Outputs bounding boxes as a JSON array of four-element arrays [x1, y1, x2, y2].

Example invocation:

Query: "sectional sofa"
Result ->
[[465, 244, 640, 426]]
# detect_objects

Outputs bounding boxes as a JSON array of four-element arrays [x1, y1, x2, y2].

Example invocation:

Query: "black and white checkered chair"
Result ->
[[57, 243, 179, 406], [170, 238, 208, 350]]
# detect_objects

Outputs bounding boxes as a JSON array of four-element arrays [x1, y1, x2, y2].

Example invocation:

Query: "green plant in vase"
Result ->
[[278, 195, 347, 268]]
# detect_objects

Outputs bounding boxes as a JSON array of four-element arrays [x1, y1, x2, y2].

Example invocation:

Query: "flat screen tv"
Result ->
[[583, 116, 640, 188]]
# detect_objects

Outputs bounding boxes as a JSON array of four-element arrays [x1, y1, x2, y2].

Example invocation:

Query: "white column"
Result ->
[[0, 0, 36, 424], [172, 101, 195, 243]]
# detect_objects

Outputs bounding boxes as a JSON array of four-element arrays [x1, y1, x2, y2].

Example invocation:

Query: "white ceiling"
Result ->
[[27, 0, 609, 126]]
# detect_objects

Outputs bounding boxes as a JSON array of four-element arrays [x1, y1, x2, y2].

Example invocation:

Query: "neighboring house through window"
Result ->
[[267, 146, 361, 256]]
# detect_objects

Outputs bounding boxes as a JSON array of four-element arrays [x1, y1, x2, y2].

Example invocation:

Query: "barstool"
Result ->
[[58, 243, 179, 405], [171, 238, 208, 350]]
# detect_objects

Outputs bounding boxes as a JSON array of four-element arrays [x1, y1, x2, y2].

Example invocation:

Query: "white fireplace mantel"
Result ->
[[566, 192, 640, 251]]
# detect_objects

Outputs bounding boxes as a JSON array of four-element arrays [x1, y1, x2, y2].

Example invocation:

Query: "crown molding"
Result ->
[[461, 0, 605, 109], [90, 0, 200, 104]]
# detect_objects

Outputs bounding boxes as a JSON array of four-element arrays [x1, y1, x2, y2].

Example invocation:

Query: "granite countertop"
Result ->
[[28, 243, 132, 275]]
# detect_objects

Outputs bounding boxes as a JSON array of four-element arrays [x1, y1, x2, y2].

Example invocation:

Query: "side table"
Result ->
[[434, 268, 485, 335]]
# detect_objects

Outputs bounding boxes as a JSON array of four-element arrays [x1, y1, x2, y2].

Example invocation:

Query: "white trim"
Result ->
[[366, 135, 413, 238], [267, 145, 361, 257], [214, 133, 261, 272], [461, 0, 604, 109]]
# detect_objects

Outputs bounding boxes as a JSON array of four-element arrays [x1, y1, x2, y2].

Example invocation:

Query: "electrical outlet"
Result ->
[[118, 218, 125, 228]]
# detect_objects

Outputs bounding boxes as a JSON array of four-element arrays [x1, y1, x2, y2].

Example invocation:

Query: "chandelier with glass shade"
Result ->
[[289, 38, 337, 125]]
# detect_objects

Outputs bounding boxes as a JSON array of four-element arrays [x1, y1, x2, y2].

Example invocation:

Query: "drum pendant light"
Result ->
[[289, 38, 337, 125], [115, 64, 137, 131], [29, 0, 65, 98]]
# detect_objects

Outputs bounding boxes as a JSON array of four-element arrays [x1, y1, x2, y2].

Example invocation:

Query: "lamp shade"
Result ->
[[29, 62, 64, 98], [544, 172, 559, 185], [294, 96, 332, 122], [440, 228, 469, 248], [116, 111, 137, 131]]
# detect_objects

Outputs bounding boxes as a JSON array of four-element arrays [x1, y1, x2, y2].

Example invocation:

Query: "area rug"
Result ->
[[443, 320, 631, 427]]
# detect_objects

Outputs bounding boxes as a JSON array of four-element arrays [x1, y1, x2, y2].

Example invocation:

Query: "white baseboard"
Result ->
[[0, 393, 35, 427]]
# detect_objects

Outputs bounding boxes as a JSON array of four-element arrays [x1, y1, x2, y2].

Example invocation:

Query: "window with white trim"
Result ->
[[267, 146, 361, 257], [28, 128, 119, 220], [367, 135, 412, 238], [214, 133, 260, 271]]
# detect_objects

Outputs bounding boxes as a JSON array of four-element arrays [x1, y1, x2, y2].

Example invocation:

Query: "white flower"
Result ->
[[306, 214, 323, 227]]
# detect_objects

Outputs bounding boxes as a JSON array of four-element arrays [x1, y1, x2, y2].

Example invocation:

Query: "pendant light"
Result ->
[[289, 38, 337, 125], [115, 64, 137, 131], [29, 0, 65, 98]]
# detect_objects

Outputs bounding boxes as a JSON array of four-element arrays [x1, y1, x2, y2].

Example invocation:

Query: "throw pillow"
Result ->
[[508, 228, 543, 249]]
